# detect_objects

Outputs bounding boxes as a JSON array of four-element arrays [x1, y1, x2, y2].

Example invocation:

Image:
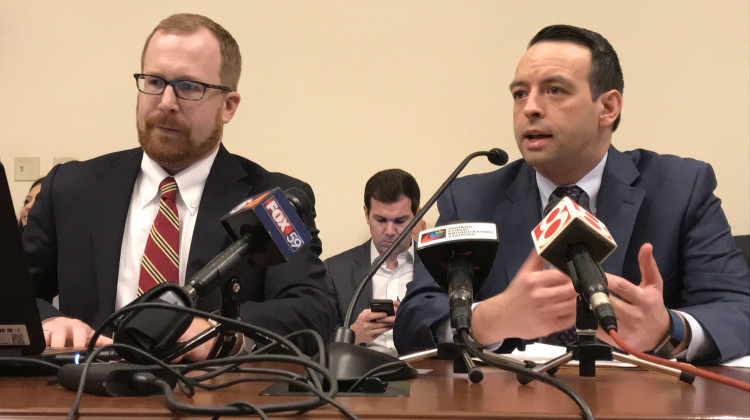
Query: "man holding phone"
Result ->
[[324, 169, 423, 355]]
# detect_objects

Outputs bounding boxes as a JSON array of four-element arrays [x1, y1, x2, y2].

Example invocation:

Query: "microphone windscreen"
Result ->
[[487, 148, 509, 166], [283, 187, 314, 221]]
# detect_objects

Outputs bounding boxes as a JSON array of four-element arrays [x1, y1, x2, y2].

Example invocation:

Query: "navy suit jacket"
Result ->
[[23, 145, 335, 354], [324, 240, 423, 329], [394, 146, 750, 363]]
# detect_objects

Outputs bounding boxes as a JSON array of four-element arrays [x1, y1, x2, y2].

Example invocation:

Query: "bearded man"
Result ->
[[23, 13, 334, 358]]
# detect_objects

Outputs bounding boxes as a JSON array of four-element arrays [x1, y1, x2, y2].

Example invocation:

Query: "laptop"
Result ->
[[0, 161, 46, 358]]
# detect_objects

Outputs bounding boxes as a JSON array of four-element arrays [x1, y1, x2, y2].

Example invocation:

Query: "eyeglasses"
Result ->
[[134, 74, 233, 101]]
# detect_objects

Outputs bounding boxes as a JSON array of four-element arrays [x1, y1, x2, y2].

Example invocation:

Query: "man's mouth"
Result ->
[[157, 126, 182, 133], [525, 131, 552, 141], [523, 129, 552, 148]]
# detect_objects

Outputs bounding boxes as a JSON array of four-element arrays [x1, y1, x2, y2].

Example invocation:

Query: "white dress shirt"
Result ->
[[369, 240, 415, 355], [115, 147, 219, 310]]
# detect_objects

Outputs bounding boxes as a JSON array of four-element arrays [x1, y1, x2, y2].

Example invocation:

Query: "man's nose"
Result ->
[[158, 85, 179, 113], [523, 91, 543, 119]]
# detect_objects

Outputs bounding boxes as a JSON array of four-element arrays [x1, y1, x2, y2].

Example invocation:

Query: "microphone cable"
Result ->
[[66, 342, 358, 420], [72, 303, 358, 419], [460, 329, 595, 420], [608, 330, 750, 393]]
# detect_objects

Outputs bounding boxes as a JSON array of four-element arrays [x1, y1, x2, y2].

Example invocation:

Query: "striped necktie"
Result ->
[[550, 185, 589, 347], [138, 177, 179, 295]]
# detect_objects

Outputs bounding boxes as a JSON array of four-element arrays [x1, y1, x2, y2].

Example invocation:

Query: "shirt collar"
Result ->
[[536, 151, 608, 215], [369, 238, 415, 266], [138, 147, 220, 215]]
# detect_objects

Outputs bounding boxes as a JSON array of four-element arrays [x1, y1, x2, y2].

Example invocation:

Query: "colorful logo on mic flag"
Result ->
[[419, 228, 446, 245]]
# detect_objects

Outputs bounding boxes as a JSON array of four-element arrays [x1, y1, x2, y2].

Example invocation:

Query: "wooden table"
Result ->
[[1, 359, 748, 419]]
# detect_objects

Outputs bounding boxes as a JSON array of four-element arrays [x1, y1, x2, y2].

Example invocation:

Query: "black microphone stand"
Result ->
[[162, 278, 241, 361], [516, 296, 695, 385], [326, 148, 508, 394]]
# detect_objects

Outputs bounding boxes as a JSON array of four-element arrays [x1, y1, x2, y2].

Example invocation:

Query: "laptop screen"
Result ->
[[0, 161, 45, 356]]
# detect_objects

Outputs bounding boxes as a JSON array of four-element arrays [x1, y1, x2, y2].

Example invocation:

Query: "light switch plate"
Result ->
[[14, 157, 40, 181]]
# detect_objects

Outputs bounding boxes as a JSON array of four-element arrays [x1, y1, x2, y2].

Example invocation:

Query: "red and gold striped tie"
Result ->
[[138, 177, 179, 295]]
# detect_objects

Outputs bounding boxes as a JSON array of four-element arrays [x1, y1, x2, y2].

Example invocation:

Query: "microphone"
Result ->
[[327, 148, 508, 389], [416, 222, 499, 332], [113, 187, 313, 362], [531, 196, 618, 331], [184, 187, 313, 299]]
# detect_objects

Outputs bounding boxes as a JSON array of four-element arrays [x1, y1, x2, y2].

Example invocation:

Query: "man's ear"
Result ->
[[598, 89, 622, 128], [221, 92, 241, 123], [363, 204, 370, 223]]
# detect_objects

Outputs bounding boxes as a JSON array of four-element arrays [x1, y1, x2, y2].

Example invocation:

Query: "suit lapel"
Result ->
[[187, 145, 254, 280], [92, 149, 143, 312], [496, 165, 541, 293], [351, 241, 373, 319], [597, 147, 644, 276]]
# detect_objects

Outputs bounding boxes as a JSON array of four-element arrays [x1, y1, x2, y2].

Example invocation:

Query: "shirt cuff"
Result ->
[[675, 310, 711, 362]]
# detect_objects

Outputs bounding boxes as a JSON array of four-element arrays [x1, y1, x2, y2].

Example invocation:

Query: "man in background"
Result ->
[[24, 13, 334, 358], [394, 24, 749, 363], [325, 169, 422, 355]]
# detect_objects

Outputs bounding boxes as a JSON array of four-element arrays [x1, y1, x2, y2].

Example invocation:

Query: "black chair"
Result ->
[[734, 234, 750, 267]]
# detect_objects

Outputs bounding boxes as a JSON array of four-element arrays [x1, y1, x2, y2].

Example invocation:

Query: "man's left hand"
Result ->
[[597, 243, 670, 352], [175, 317, 239, 361]]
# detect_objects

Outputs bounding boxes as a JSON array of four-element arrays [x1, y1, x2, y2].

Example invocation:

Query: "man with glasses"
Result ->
[[24, 13, 334, 359]]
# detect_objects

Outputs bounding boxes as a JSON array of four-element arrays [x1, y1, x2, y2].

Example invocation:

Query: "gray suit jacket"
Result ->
[[325, 240, 423, 329]]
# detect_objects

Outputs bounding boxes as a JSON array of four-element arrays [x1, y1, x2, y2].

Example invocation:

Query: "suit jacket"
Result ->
[[324, 240, 423, 329], [394, 146, 750, 363], [23, 145, 335, 354]]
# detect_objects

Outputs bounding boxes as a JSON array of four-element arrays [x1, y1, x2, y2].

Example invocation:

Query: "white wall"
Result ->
[[1, 0, 748, 259]]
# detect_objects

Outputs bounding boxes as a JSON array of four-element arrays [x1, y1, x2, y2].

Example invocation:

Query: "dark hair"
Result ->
[[30, 177, 45, 190], [529, 24, 624, 131], [364, 169, 420, 215]]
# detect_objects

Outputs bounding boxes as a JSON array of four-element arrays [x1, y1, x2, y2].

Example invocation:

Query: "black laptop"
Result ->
[[0, 161, 46, 357]]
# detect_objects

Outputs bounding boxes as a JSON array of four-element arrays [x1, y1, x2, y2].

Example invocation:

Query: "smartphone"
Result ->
[[370, 299, 395, 316]]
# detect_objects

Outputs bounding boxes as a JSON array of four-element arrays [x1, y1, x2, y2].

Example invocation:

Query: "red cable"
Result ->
[[608, 330, 750, 392]]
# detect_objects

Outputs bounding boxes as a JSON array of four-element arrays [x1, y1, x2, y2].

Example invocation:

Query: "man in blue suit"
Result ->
[[325, 169, 423, 355], [394, 25, 749, 363], [24, 14, 334, 358]]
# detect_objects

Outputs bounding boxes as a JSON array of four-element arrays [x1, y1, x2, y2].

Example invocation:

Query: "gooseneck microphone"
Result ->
[[531, 196, 618, 331], [113, 187, 313, 362], [327, 148, 508, 387]]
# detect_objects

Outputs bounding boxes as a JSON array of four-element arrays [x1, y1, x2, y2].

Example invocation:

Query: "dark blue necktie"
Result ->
[[550, 185, 589, 347], [551, 185, 590, 212]]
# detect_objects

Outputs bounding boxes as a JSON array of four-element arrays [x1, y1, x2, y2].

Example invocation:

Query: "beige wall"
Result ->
[[1, 0, 748, 259]]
